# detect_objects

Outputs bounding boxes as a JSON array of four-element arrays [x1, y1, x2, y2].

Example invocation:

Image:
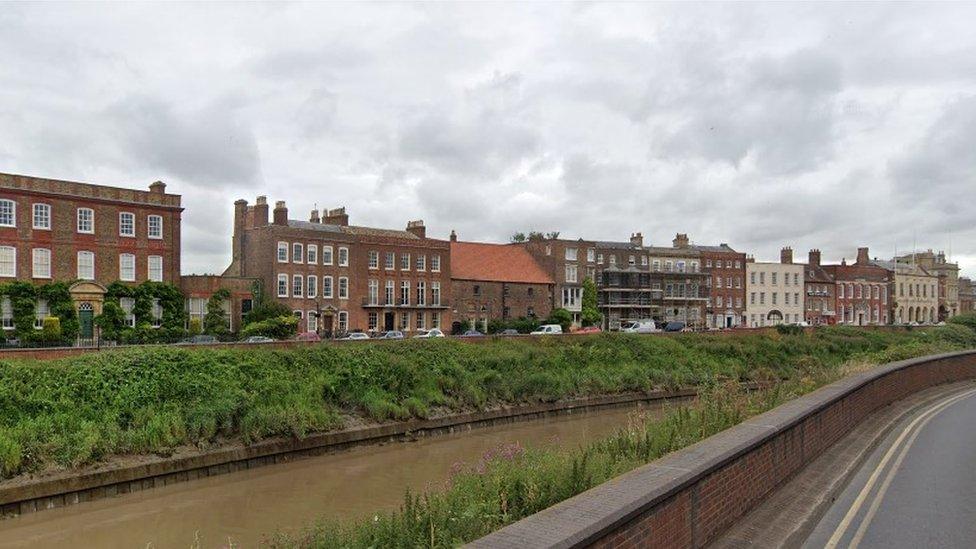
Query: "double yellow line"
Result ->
[[824, 386, 976, 548]]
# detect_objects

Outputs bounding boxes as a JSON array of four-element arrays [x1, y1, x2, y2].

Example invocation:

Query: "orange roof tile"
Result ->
[[451, 241, 554, 284]]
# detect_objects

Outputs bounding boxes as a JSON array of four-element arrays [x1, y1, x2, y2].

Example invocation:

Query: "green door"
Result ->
[[79, 309, 94, 338]]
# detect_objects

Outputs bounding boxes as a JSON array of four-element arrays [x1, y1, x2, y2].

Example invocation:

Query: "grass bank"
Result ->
[[0, 324, 973, 481], [266, 323, 976, 548]]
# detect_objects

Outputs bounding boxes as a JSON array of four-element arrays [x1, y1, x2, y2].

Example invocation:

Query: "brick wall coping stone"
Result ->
[[0, 386, 709, 518], [468, 349, 976, 548]]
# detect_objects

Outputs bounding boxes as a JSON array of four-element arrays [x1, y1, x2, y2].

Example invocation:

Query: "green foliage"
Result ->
[[188, 318, 202, 336], [40, 317, 62, 344], [486, 317, 541, 334], [244, 300, 293, 326], [96, 281, 187, 343], [240, 315, 299, 340], [0, 281, 77, 342], [948, 313, 976, 332], [546, 308, 573, 332], [581, 277, 601, 327], [775, 324, 803, 336], [510, 232, 526, 243], [203, 289, 231, 336]]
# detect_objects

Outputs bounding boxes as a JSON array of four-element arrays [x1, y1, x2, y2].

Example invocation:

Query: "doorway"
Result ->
[[79, 302, 94, 338], [384, 312, 395, 331]]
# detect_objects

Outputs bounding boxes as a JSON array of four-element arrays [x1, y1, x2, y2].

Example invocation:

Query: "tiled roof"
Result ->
[[688, 244, 738, 253], [287, 220, 419, 239], [451, 241, 554, 284]]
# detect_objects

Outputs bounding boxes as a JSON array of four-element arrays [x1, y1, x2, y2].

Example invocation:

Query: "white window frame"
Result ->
[[33, 203, 51, 230], [323, 245, 334, 265], [292, 274, 303, 297], [385, 251, 395, 270], [32, 248, 52, 279], [77, 251, 95, 280], [432, 281, 441, 306], [416, 254, 426, 271], [307, 275, 317, 298], [34, 299, 50, 330], [337, 311, 348, 332], [277, 242, 289, 263], [400, 280, 410, 305], [148, 255, 163, 282], [307, 311, 318, 333], [323, 275, 333, 298], [431, 254, 441, 272], [338, 276, 349, 299], [277, 274, 288, 297], [401, 253, 411, 271], [368, 250, 379, 269], [119, 253, 136, 281], [417, 280, 426, 306], [77, 208, 94, 234], [147, 214, 163, 239], [293, 243, 304, 264], [119, 211, 135, 237], [338, 247, 349, 267], [0, 246, 15, 278], [307, 244, 318, 264], [0, 199, 15, 227], [0, 297, 13, 329]]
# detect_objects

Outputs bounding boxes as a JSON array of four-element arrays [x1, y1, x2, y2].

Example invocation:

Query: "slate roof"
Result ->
[[450, 242, 554, 284], [287, 220, 419, 239]]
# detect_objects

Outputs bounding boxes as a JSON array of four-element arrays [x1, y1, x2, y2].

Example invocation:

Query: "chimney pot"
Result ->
[[406, 220, 426, 238], [450, 230, 458, 242], [272, 200, 288, 226], [149, 180, 166, 194], [780, 246, 793, 264]]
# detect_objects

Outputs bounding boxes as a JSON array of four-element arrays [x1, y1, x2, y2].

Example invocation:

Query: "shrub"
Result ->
[[546, 308, 573, 332], [188, 318, 202, 336], [40, 317, 62, 344], [775, 324, 803, 336], [948, 313, 976, 332], [240, 315, 299, 340]]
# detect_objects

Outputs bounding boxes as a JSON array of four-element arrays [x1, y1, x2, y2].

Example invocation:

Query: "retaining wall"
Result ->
[[468, 349, 976, 549]]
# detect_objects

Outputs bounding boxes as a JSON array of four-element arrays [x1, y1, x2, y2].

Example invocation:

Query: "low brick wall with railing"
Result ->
[[468, 349, 976, 549]]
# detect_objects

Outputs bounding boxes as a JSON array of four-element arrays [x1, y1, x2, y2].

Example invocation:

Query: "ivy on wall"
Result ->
[[96, 281, 188, 343], [0, 281, 78, 342]]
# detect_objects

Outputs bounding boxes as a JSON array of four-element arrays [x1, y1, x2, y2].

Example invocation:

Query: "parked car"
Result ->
[[620, 319, 657, 333], [178, 335, 218, 345], [342, 332, 370, 340], [662, 321, 688, 332], [243, 335, 275, 344], [460, 329, 485, 337], [414, 328, 445, 338], [575, 325, 602, 334], [530, 324, 563, 335], [295, 332, 321, 342], [378, 331, 404, 340], [499, 329, 520, 336]]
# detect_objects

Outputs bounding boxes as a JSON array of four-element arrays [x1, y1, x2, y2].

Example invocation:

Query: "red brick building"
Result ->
[[0, 172, 182, 337], [222, 197, 451, 336], [802, 249, 836, 325], [823, 247, 890, 325], [449, 237, 555, 333], [673, 234, 746, 329]]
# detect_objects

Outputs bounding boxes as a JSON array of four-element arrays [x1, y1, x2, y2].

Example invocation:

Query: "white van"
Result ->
[[531, 324, 563, 335], [620, 320, 657, 334]]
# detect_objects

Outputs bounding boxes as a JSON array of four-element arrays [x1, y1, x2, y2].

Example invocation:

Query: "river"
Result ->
[[0, 402, 668, 548]]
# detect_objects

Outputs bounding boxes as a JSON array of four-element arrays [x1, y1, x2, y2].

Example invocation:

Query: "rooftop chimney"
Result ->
[[232, 199, 248, 266], [149, 180, 166, 194], [252, 196, 269, 227], [781, 246, 793, 264], [273, 200, 288, 226], [673, 233, 689, 248], [856, 247, 870, 265], [310, 209, 320, 223], [808, 249, 821, 266], [324, 207, 349, 226], [406, 219, 426, 239], [630, 232, 644, 247], [450, 229, 458, 242]]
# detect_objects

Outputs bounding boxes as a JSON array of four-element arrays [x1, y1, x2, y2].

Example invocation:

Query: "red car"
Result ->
[[295, 332, 322, 342]]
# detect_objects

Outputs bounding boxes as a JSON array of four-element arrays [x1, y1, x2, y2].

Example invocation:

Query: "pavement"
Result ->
[[711, 380, 976, 549], [803, 384, 976, 549]]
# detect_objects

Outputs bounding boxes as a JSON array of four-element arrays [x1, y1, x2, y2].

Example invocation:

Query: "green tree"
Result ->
[[546, 308, 573, 332], [581, 277, 601, 327], [510, 232, 527, 243], [239, 315, 299, 340], [203, 289, 231, 336]]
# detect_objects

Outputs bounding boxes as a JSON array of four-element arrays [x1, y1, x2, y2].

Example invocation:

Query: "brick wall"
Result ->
[[452, 279, 554, 329], [468, 349, 976, 548]]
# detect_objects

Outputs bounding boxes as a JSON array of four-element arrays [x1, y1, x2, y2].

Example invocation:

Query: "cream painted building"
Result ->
[[896, 250, 960, 320], [745, 248, 806, 327], [873, 260, 939, 324]]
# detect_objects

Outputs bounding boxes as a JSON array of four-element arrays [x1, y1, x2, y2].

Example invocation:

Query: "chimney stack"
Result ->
[[450, 230, 458, 242], [253, 196, 269, 227], [808, 249, 821, 266], [630, 232, 644, 247], [673, 233, 689, 248], [406, 220, 426, 239], [273, 200, 288, 226], [232, 199, 248, 267], [780, 246, 793, 264], [856, 247, 870, 265], [310, 209, 320, 223], [323, 207, 349, 226], [149, 180, 166, 194]]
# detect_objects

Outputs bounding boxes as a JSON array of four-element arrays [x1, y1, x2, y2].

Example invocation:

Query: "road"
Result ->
[[804, 386, 976, 548]]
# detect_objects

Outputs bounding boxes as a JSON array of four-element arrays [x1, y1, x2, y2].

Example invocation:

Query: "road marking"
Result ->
[[848, 388, 976, 548], [824, 387, 976, 548]]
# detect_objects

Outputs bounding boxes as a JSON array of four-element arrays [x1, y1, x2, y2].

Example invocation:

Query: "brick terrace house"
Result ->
[[824, 247, 891, 326], [518, 236, 597, 326], [802, 249, 836, 326], [449, 236, 554, 333], [0, 172, 182, 337], [222, 197, 451, 336], [673, 234, 746, 329]]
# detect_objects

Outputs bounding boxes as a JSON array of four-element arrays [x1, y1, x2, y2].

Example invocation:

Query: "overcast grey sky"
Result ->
[[2, 2, 974, 276]]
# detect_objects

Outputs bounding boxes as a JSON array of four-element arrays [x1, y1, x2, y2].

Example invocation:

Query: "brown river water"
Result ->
[[0, 402, 668, 548]]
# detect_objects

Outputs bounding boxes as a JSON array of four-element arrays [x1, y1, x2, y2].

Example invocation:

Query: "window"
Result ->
[[598, 254, 604, 264], [338, 277, 349, 299], [417, 281, 426, 306], [793, 273, 799, 285], [839, 284, 845, 298], [416, 254, 426, 271], [416, 312, 426, 331], [431, 254, 441, 272], [277, 242, 289, 263], [562, 287, 582, 310], [629, 255, 636, 266], [307, 275, 317, 298], [368, 279, 379, 305], [473, 284, 481, 296], [432, 311, 441, 329], [77, 208, 94, 233], [587, 249, 595, 262], [717, 296, 723, 307], [677, 261, 685, 272], [610, 255, 618, 266], [293, 243, 304, 264], [338, 311, 348, 332], [368, 251, 379, 269], [323, 245, 334, 265], [151, 299, 163, 328], [750, 292, 756, 305], [119, 253, 135, 281], [32, 248, 51, 279], [385, 252, 395, 270], [432, 281, 441, 306], [290, 274, 302, 297], [385, 280, 395, 304], [794, 292, 800, 305], [642, 256, 649, 267], [0, 246, 15, 277], [147, 215, 163, 239], [565, 265, 578, 283], [368, 312, 378, 331], [0, 297, 12, 329], [653, 260, 660, 271], [77, 251, 95, 280], [33, 203, 51, 230], [307, 311, 318, 333], [760, 272, 765, 284], [401, 253, 411, 270], [400, 280, 410, 305], [119, 212, 135, 237], [120, 298, 135, 328], [0, 200, 15, 227], [187, 297, 206, 326], [148, 255, 163, 282], [338, 247, 349, 266], [772, 293, 778, 305], [399, 311, 409, 330], [771, 272, 778, 285], [307, 244, 318, 264], [760, 292, 766, 305], [750, 271, 756, 285], [277, 274, 288, 297], [323, 276, 334, 298], [31, 299, 50, 330], [565, 248, 578, 261]]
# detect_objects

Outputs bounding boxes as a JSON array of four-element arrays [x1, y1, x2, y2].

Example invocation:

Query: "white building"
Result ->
[[745, 247, 806, 327]]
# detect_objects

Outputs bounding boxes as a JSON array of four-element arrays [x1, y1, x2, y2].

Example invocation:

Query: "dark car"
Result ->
[[178, 335, 218, 345], [499, 329, 520, 336], [461, 330, 485, 337], [378, 331, 404, 340], [663, 322, 687, 332]]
